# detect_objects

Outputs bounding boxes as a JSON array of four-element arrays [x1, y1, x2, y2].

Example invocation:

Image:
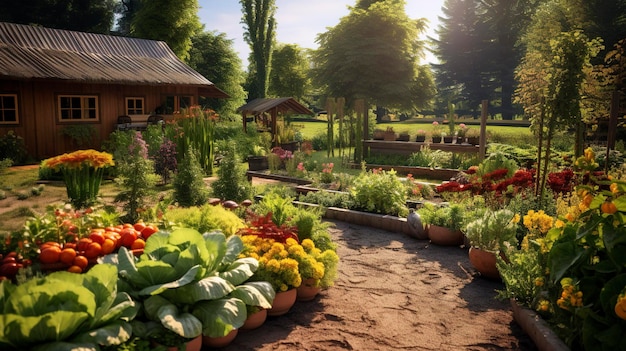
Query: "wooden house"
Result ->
[[0, 22, 228, 160]]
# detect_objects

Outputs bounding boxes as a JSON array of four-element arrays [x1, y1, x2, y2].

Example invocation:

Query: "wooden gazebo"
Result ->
[[238, 97, 313, 137]]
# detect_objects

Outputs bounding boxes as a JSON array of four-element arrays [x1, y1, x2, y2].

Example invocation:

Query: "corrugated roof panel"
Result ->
[[238, 98, 313, 116], [0, 22, 229, 97]]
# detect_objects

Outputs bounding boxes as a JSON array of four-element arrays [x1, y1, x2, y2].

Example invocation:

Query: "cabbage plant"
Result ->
[[0, 264, 136, 351], [105, 228, 274, 340]]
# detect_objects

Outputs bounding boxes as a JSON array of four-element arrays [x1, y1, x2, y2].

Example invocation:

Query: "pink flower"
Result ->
[[297, 162, 305, 171]]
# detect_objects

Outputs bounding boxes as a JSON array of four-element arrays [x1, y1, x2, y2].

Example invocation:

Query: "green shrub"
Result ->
[[173, 147, 209, 207], [210, 143, 252, 203], [114, 132, 158, 223], [351, 169, 408, 217], [299, 190, 354, 209], [164, 204, 245, 236], [0, 131, 27, 165], [37, 161, 62, 181]]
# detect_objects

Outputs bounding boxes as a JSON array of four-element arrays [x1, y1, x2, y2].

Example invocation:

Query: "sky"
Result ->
[[197, 0, 446, 67]]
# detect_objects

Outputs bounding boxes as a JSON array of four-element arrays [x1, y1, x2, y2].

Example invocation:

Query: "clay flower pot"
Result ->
[[468, 247, 501, 280], [155, 335, 202, 351], [297, 278, 321, 301], [241, 308, 267, 330], [428, 225, 464, 246], [268, 288, 297, 316], [202, 329, 238, 348]]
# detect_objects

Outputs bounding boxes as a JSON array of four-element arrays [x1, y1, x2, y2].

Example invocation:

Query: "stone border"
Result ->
[[509, 299, 570, 351]]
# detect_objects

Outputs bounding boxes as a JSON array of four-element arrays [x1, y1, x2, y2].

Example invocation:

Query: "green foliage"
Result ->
[[299, 190, 354, 209], [417, 202, 465, 231], [0, 264, 136, 350], [407, 146, 454, 168], [464, 209, 518, 251], [189, 31, 247, 120], [269, 44, 310, 100], [173, 148, 209, 207], [114, 133, 158, 223], [0, 0, 117, 34], [0, 158, 12, 181], [351, 169, 408, 217], [211, 143, 252, 203], [240, 0, 276, 98], [174, 107, 218, 176], [164, 204, 245, 237], [141, 125, 164, 160], [130, 0, 200, 60], [477, 151, 519, 178], [61, 124, 96, 148], [496, 240, 546, 308], [102, 129, 135, 176], [0, 131, 27, 165], [253, 193, 296, 227], [313, 0, 434, 112], [104, 229, 274, 339]]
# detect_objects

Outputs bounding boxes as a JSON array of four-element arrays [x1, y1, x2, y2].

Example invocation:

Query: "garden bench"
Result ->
[[115, 115, 164, 131]]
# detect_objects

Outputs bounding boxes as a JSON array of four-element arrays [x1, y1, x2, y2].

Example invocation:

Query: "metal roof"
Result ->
[[237, 97, 313, 116], [0, 22, 228, 98]]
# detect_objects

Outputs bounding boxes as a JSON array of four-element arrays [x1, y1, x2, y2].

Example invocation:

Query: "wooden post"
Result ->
[[354, 99, 365, 163], [479, 100, 488, 161], [606, 91, 620, 172]]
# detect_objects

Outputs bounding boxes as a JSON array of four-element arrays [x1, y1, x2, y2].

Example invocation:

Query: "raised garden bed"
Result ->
[[510, 299, 569, 351], [246, 170, 313, 185], [347, 163, 460, 181]]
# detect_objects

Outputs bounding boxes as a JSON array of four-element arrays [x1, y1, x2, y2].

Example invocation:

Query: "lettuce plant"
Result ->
[[0, 264, 136, 351], [104, 228, 274, 341]]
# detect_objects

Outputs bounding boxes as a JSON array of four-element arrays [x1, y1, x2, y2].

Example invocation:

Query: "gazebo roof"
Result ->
[[237, 97, 313, 116]]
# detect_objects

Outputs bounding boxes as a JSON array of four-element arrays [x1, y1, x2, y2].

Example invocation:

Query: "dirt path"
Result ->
[[224, 220, 536, 351]]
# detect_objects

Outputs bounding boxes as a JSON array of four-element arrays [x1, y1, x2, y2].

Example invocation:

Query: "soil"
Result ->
[[223, 220, 537, 351]]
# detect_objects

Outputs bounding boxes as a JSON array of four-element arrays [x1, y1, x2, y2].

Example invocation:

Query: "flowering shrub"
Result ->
[[241, 235, 302, 292], [42, 149, 114, 208], [498, 148, 626, 350], [153, 137, 177, 184], [238, 212, 298, 243], [320, 162, 334, 183]]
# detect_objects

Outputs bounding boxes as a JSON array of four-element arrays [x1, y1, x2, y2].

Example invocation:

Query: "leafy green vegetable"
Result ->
[[0, 264, 136, 350]]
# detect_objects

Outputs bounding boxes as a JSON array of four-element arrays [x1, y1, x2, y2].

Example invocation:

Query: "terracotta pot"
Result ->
[[468, 247, 501, 280], [241, 308, 267, 330], [428, 225, 464, 246], [202, 329, 238, 348], [268, 288, 297, 316], [297, 278, 321, 301]]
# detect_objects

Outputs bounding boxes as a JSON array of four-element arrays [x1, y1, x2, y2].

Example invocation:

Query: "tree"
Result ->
[[268, 44, 310, 100], [114, 0, 141, 36], [0, 0, 116, 34], [240, 0, 276, 100], [432, 0, 538, 119], [131, 0, 201, 61], [313, 0, 434, 118], [188, 31, 247, 120], [515, 0, 601, 198]]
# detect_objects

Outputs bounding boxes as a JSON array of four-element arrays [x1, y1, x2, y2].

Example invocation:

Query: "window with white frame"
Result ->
[[126, 97, 145, 115], [58, 95, 99, 121], [0, 94, 18, 124]]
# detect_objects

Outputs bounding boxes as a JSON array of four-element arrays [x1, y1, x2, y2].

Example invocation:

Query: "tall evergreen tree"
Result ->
[[131, 0, 201, 61], [433, 0, 538, 119], [240, 0, 276, 100], [188, 31, 247, 120]]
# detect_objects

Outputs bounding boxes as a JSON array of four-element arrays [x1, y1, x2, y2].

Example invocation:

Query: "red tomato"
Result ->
[[73, 255, 89, 270], [123, 223, 134, 229], [131, 238, 146, 250], [84, 242, 102, 259], [101, 238, 116, 255], [39, 246, 62, 264], [120, 232, 138, 248], [77, 238, 93, 252], [133, 221, 147, 232], [141, 225, 158, 240], [88, 232, 105, 245], [59, 248, 77, 266]]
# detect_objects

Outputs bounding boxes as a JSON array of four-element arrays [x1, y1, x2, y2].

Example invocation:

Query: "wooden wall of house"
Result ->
[[0, 79, 202, 161]]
